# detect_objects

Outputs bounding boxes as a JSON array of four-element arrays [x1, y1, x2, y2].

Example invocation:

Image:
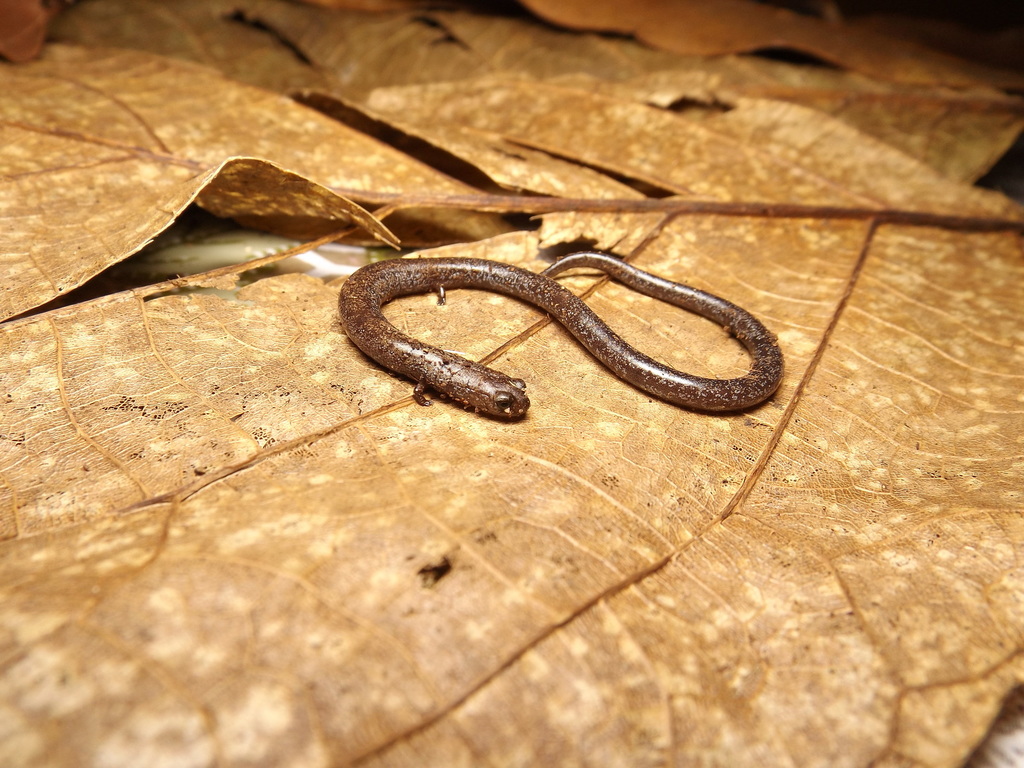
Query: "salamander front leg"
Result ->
[[413, 380, 434, 406]]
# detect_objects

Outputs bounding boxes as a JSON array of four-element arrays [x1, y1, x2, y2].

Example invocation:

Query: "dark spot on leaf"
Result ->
[[417, 556, 452, 588]]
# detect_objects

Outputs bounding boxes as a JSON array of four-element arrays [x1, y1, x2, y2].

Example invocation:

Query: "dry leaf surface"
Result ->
[[3, 4, 1024, 768], [53, 0, 1024, 182], [521, 0, 1024, 89], [0, 0, 65, 62], [0, 44, 490, 321], [4, 216, 1024, 765], [361, 78, 1020, 216]]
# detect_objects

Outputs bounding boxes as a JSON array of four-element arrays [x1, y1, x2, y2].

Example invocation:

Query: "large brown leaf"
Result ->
[[52, 0, 1024, 183], [0, 44, 510, 322], [520, 0, 1024, 89], [3, 4, 1024, 767]]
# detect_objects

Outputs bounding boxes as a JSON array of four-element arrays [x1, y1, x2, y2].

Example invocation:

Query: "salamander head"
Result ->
[[440, 362, 530, 420], [465, 374, 529, 420], [486, 377, 530, 419]]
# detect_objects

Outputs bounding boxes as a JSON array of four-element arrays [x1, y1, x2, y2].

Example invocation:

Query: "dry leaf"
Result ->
[[586, 63, 1024, 183], [850, 13, 1024, 74], [3, 4, 1024, 768], [0, 0, 70, 62], [520, 0, 1024, 89], [361, 78, 1020, 216], [0, 44, 505, 321], [4, 218, 1023, 766], [51, 0, 508, 99], [49, 0, 354, 95], [52, 1, 1024, 184]]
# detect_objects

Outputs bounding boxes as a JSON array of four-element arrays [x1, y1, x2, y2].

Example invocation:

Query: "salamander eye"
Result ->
[[494, 392, 515, 410], [510, 378, 527, 391]]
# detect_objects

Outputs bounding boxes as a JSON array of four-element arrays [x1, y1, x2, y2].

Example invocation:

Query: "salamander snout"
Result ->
[[490, 378, 529, 419]]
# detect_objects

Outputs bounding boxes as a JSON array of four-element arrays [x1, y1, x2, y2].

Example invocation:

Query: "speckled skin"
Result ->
[[338, 252, 784, 419]]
